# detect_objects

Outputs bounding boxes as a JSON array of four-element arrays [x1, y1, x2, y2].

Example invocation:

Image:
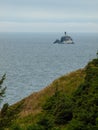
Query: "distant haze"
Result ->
[[0, 0, 98, 32]]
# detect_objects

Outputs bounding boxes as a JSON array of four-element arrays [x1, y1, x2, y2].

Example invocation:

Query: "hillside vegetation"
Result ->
[[0, 58, 98, 130]]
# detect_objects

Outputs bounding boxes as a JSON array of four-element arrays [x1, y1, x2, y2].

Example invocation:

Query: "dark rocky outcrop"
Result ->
[[53, 32, 74, 44], [53, 39, 60, 44]]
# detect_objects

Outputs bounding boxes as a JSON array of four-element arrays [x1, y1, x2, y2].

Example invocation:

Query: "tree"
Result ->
[[97, 50, 98, 59], [0, 74, 6, 104]]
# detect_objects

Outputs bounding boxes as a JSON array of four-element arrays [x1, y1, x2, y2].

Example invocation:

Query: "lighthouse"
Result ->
[[64, 32, 66, 35]]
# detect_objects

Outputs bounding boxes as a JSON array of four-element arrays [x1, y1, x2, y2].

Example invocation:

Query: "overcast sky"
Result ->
[[0, 0, 98, 32]]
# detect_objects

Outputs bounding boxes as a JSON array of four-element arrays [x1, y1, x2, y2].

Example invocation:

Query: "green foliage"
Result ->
[[35, 113, 53, 130], [0, 102, 23, 129], [27, 124, 44, 130], [42, 91, 73, 128], [0, 74, 6, 103], [20, 58, 98, 129], [53, 94, 73, 124], [1, 58, 98, 130], [0, 103, 9, 117], [41, 58, 98, 130], [66, 58, 98, 130], [10, 123, 22, 130], [67, 119, 86, 130], [96, 50, 98, 59]]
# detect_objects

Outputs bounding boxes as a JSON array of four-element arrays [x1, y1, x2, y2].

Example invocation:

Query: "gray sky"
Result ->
[[0, 0, 98, 32]]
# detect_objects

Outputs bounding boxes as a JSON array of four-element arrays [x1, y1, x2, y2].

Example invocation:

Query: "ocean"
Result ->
[[0, 32, 98, 106]]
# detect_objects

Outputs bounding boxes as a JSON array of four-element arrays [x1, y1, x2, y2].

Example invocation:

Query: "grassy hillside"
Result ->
[[17, 68, 85, 117], [1, 57, 98, 130]]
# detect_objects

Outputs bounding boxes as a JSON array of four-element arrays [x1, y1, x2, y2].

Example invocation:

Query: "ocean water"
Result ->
[[0, 32, 98, 106]]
